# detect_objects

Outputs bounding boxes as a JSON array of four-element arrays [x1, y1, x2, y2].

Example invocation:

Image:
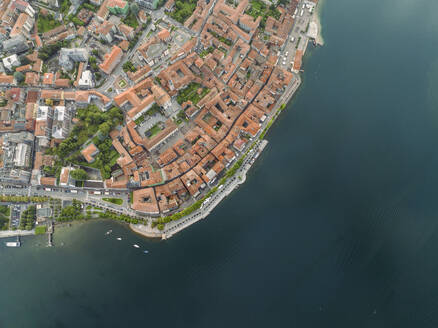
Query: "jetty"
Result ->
[[47, 221, 54, 247]]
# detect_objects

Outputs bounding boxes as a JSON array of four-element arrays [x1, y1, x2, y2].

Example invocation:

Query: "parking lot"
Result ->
[[278, 0, 315, 71], [10, 205, 21, 228]]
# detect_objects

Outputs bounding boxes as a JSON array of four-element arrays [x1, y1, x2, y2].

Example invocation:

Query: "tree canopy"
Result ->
[[70, 169, 88, 181], [13, 71, 24, 83]]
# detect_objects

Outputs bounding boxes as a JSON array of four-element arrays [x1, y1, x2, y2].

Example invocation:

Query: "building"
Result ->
[[99, 45, 123, 74], [96, 20, 116, 43], [14, 143, 31, 167], [107, 0, 129, 15], [118, 24, 134, 40], [51, 106, 69, 139], [2, 35, 29, 54], [59, 167, 74, 186], [10, 13, 35, 38], [164, 0, 174, 11], [132, 188, 159, 214], [0, 131, 34, 184], [2, 55, 21, 71], [78, 70, 94, 88], [157, 28, 171, 43], [13, 0, 36, 17], [59, 48, 89, 71], [135, 0, 159, 10], [81, 143, 99, 163]]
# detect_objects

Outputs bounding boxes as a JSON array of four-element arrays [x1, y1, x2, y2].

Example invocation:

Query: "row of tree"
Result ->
[[19, 205, 36, 230]]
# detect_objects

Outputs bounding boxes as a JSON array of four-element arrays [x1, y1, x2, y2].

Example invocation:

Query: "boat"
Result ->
[[143, 250, 149, 254], [5, 236, 21, 247], [105, 230, 112, 235], [116, 237, 122, 241], [5, 241, 20, 247], [133, 244, 140, 248]]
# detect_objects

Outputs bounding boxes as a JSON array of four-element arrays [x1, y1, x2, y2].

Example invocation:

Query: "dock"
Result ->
[[47, 221, 54, 247]]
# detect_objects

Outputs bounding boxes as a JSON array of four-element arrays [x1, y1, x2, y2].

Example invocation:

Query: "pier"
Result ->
[[47, 221, 54, 247]]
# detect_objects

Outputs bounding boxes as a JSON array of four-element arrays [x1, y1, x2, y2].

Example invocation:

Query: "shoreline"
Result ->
[[1, 1, 322, 243], [131, 75, 302, 240], [313, 0, 325, 46]]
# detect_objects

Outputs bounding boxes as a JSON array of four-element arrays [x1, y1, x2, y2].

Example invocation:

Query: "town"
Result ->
[[0, 0, 320, 241]]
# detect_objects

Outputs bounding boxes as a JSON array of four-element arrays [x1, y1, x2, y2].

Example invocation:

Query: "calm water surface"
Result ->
[[2, 0, 438, 326]]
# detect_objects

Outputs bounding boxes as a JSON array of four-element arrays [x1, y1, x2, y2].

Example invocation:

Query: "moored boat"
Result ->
[[5, 241, 20, 247]]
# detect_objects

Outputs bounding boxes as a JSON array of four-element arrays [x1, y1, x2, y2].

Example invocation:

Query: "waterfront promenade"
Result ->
[[0, 230, 35, 239]]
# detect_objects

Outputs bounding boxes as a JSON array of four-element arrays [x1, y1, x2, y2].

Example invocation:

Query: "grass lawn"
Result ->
[[60, 0, 71, 15], [0, 205, 10, 230], [177, 82, 210, 105], [0, 216, 9, 230], [245, 0, 281, 28], [246, 0, 266, 18], [122, 13, 139, 28], [102, 198, 123, 205], [118, 79, 127, 88], [134, 115, 145, 125], [35, 226, 47, 235], [108, 149, 120, 167], [145, 123, 163, 138], [200, 46, 214, 58], [208, 30, 232, 46], [169, 0, 197, 23], [37, 14, 61, 33]]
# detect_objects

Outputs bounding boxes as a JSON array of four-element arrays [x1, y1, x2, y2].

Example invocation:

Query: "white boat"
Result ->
[[5, 241, 20, 247], [143, 250, 149, 254], [105, 230, 112, 235], [133, 244, 140, 248], [116, 237, 122, 241]]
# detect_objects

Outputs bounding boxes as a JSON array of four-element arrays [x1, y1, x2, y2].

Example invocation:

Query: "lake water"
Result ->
[[2, 0, 438, 326]]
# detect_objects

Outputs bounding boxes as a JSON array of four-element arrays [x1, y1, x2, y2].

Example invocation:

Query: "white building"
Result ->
[[36, 106, 50, 121], [78, 70, 94, 88], [2, 54, 20, 71], [52, 106, 68, 139], [14, 143, 31, 167], [25, 4, 36, 17]]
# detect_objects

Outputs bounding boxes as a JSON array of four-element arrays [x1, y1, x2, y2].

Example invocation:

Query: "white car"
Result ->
[[290, 37, 295, 42]]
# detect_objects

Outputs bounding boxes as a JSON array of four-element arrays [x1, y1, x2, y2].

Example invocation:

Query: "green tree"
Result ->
[[99, 122, 111, 135], [70, 169, 88, 181], [130, 2, 139, 15], [13, 71, 25, 83]]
